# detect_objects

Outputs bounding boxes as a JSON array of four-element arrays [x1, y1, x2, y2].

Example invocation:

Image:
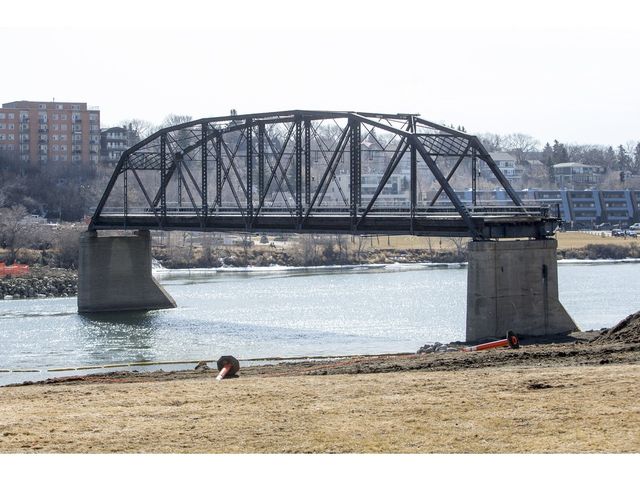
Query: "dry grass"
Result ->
[[321, 231, 639, 253], [555, 231, 640, 250], [1, 364, 638, 453]]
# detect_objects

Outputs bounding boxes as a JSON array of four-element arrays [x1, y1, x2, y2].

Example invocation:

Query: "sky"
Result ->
[[1, 0, 639, 147]]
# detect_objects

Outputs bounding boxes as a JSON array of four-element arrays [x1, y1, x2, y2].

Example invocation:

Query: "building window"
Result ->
[[57, 104, 64, 110], [0, 113, 4, 119], [8, 124, 14, 130], [8, 134, 14, 140]]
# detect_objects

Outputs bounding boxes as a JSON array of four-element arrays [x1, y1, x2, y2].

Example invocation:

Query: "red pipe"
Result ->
[[463, 331, 520, 352]]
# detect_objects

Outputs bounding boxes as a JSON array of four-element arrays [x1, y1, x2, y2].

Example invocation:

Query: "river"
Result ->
[[0, 261, 638, 385]]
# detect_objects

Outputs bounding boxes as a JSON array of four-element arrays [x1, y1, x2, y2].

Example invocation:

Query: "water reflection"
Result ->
[[75, 310, 161, 364]]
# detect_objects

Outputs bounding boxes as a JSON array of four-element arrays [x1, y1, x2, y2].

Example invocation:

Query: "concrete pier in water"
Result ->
[[78, 230, 176, 313], [466, 239, 578, 342]]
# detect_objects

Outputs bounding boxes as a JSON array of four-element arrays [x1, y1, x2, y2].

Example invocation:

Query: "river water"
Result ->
[[0, 261, 638, 385]]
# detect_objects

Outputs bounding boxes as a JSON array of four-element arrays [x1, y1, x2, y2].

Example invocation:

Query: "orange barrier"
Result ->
[[463, 330, 520, 352], [0, 262, 30, 278]]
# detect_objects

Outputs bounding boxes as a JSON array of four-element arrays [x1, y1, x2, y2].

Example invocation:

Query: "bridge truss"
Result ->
[[91, 110, 558, 239]]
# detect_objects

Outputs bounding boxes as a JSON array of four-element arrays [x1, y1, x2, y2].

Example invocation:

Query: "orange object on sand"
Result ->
[[463, 331, 520, 352]]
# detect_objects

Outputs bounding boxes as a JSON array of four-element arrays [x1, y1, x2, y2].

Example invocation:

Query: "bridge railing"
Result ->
[[100, 203, 553, 218]]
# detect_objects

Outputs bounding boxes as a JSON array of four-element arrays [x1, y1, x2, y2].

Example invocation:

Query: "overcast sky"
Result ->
[[2, 0, 639, 147]]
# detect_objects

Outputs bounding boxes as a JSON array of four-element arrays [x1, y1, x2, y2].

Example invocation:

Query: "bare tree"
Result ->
[[120, 118, 155, 141], [448, 238, 468, 259], [477, 133, 503, 152], [0, 205, 34, 264], [160, 114, 193, 129], [52, 225, 84, 268], [502, 133, 540, 163]]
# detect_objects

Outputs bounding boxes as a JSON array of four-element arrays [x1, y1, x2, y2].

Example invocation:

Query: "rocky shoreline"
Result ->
[[0, 267, 77, 300]]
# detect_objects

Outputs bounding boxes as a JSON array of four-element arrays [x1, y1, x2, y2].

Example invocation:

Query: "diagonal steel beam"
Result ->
[[429, 144, 471, 206]]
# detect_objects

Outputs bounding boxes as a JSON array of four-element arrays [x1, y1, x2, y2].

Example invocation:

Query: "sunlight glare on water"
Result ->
[[0, 262, 638, 384]]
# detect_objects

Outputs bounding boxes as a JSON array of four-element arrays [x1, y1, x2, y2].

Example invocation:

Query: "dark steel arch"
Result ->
[[90, 110, 558, 239]]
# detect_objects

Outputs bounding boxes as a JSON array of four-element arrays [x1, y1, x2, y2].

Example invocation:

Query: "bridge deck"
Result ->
[[93, 211, 558, 238]]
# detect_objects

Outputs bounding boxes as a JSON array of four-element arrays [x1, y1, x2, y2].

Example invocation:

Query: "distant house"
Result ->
[[481, 152, 523, 182], [552, 162, 603, 188]]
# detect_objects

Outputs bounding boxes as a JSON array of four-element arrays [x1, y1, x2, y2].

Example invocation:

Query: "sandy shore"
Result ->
[[1, 333, 639, 454]]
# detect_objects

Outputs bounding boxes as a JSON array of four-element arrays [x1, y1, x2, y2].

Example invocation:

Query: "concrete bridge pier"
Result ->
[[78, 230, 176, 313], [466, 239, 578, 342]]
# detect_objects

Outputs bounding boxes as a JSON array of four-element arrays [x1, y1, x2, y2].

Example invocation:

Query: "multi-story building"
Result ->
[[552, 162, 603, 188], [100, 125, 140, 165], [0, 101, 100, 164], [479, 152, 523, 183]]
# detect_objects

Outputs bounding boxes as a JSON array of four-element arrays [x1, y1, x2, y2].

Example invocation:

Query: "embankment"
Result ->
[[0, 267, 77, 299]]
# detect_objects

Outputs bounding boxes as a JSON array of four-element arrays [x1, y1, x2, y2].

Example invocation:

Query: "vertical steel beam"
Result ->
[[472, 147, 477, 207], [410, 116, 417, 233], [160, 133, 167, 222], [349, 119, 361, 222], [246, 122, 253, 220], [123, 158, 128, 228], [215, 134, 222, 208], [201, 123, 208, 219], [258, 122, 265, 203], [295, 117, 302, 221], [176, 152, 183, 207], [410, 141, 417, 232], [304, 119, 311, 205]]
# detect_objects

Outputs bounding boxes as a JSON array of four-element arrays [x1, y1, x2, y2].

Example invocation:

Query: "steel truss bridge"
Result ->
[[90, 110, 559, 239]]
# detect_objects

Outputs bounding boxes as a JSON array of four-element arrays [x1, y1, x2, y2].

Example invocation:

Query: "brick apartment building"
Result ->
[[0, 100, 100, 165]]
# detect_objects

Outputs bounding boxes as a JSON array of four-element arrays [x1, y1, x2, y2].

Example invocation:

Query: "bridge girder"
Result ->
[[91, 110, 557, 239]]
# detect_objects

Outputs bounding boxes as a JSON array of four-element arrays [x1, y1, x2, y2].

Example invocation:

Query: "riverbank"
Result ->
[[1, 315, 639, 453], [2, 231, 640, 301], [0, 266, 76, 300]]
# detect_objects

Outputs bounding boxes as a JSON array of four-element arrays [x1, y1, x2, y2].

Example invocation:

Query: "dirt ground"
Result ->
[[1, 329, 639, 454]]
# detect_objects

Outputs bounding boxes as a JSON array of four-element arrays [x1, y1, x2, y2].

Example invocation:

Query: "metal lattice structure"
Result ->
[[90, 110, 558, 239]]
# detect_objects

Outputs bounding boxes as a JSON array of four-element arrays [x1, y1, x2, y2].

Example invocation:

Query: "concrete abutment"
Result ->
[[78, 230, 176, 313], [466, 238, 578, 342]]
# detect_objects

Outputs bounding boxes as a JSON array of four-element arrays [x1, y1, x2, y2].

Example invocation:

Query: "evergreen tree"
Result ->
[[542, 143, 554, 181], [604, 146, 616, 167], [552, 140, 569, 164], [633, 142, 640, 173], [617, 145, 630, 171], [542, 143, 553, 166]]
